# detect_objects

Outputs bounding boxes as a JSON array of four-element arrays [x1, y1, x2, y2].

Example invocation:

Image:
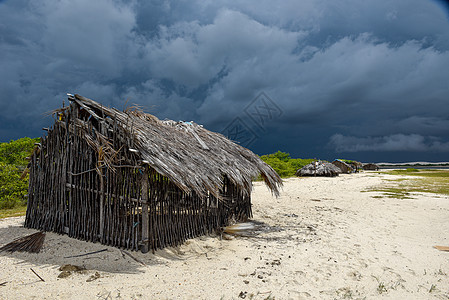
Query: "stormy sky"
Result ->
[[1, 0, 449, 162]]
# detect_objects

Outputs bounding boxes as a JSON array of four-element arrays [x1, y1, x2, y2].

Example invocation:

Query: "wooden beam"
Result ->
[[65, 183, 140, 203], [73, 98, 103, 120]]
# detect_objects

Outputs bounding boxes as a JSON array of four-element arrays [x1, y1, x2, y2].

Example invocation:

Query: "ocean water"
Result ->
[[379, 166, 449, 170]]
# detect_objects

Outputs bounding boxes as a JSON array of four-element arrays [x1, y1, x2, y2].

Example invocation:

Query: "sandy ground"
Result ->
[[1, 172, 448, 299]]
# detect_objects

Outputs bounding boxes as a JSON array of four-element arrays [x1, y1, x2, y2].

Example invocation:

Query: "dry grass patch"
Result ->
[[0, 205, 27, 219]]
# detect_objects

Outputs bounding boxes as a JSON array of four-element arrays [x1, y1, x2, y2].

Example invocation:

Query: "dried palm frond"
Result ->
[[0, 232, 46, 253]]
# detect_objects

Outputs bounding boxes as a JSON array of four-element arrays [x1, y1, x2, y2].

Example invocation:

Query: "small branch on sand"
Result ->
[[64, 248, 108, 258], [0, 281, 8, 286], [120, 250, 146, 266], [30, 268, 45, 282]]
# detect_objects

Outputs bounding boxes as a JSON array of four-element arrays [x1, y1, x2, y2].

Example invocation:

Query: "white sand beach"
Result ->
[[1, 172, 448, 299]]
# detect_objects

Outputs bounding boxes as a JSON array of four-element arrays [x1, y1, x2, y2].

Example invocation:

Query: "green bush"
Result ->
[[338, 158, 354, 164], [0, 137, 39, 166], [0, 137, 39, 209], [260, 151, 314, 178], [0, 162, 29, 209]]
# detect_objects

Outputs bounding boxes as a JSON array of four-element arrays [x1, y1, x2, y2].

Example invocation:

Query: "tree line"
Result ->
[[0, 137, 39, 209]]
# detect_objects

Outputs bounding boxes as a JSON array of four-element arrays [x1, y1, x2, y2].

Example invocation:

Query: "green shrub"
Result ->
[[260, 151, 314, 178], [0, 137, 39, 166], [0, 137, 39, 209], [267, 151, 291, 162], [338, 158, 354, 164], [0, 162, 29, 209]]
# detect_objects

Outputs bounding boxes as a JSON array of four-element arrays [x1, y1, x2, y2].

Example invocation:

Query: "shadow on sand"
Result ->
[[0, 217, 189, 275]]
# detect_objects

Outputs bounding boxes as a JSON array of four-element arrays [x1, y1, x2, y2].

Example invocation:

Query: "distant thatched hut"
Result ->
[[349, 161, 363, 172], [25, 94, 282, 253], [296, 161, 341, 177], [332, 159, 354, 174], [363, 163, 380, 171]]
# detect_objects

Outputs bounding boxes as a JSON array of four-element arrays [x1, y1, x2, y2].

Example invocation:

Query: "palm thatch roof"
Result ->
[[296, 161, 341, 177], [61, 94, 282, 199], [332, 159, 354, 174], [363, 163, 380, 170], [349, 160, 363, 172]]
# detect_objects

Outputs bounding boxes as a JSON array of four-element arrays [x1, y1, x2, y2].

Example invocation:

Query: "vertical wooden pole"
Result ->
[[99, 170, 105, 241], [99, 121, 107, 242], [141, 165, 150, 253]]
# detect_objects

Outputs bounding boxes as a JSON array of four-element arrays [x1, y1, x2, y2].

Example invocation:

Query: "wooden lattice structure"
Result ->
[[25, 94, 281, 252]]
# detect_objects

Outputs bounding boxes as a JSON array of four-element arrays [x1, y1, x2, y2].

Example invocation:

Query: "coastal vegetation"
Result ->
[[259, 151, 314, 178], [0, 137, 38, 213], [337, 158, 355, 164]]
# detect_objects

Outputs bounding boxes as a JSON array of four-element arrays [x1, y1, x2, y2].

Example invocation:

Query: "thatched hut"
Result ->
[[296, 161, 341, 177], [25, 94, 282, 253], [349, 161, 363, 172], [363, 163, 380, 171], [332, 159, 354, 174]]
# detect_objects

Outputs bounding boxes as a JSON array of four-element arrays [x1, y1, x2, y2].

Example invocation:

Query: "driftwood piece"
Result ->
[[63, 248, 108, 258], [434, 245, 449, 252]]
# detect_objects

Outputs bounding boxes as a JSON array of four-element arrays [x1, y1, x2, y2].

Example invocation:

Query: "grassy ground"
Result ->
[[0, 205, 27, 219], [366, 169, 449, 199]]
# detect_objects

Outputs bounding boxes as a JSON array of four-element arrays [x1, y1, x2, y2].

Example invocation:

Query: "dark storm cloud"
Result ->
[[1, 0, 448, 162], [0, 0, 137, 116]]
